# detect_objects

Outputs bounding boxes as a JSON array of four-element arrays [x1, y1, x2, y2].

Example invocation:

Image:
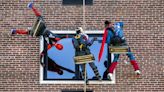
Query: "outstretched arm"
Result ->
[[27, 2, 41, 17], [87, 37, 97, 46], [10, 29, 29, 35]]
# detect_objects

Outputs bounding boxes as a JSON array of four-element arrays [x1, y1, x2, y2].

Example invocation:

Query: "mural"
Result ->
[[11, 1, 141, 83], [10, 1, 111, 81]]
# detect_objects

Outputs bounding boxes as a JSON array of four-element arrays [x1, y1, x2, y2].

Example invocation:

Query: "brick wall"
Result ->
[[0, 0, 164, 92]]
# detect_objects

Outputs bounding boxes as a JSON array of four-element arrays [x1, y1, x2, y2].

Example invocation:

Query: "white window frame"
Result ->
[[39, 30, 116, 84]]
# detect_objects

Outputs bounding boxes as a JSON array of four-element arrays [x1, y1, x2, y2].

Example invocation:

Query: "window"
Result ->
[[62, 90, 93, 92], [63, 0, 93, 5], [39, 30, 115, 84]]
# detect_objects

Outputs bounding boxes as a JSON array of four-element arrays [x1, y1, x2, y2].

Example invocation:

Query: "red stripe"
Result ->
[[32, 6, 41, 17], [98, 28, 108, 62], [108, 62, 118, 73], [16, 29, 28, 34], [130, 60, 140, 71]]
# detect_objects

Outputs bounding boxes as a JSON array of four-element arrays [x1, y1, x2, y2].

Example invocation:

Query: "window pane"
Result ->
[[63, 0, 93, 5], [62, 90, 93, 92]]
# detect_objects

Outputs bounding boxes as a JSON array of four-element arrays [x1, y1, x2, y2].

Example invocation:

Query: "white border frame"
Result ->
[[39, 30, 116, 84]]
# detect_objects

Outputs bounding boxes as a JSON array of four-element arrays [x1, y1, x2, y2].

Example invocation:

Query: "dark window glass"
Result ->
[[63, 0, 93, 5], [62, 90, 93, 92]]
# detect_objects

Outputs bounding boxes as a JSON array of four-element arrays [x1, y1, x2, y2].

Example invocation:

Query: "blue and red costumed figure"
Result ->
[[99, 20, 141, 80]]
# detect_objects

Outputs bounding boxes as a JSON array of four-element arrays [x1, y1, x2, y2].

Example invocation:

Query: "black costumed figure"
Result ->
[[11, 2, 74, 75], [72, 27, 101, 82]]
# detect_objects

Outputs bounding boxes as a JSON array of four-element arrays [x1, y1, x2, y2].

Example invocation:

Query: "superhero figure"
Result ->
[[72, 27, 101, 81], [40, 30, 74, 75], [11, 2, 74, 75], [11, 28, 74, 75], [99, 20, 141, 80]]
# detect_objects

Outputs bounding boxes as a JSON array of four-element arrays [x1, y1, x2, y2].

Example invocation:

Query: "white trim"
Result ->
[[40, 77, 115, 84], [39, 31, 116, 84], [50, 30, 104, 34], [40, 67, 115, 84], [39, 36, 44, 83]]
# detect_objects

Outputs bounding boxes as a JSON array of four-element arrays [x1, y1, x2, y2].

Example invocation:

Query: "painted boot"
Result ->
[[107, 62, 118, 80], [130, 60, 141, 75]]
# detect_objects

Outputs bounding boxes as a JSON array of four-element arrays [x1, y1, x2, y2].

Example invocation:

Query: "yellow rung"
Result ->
[[74, 54, 95, 64], [109, 46, 129, 54]]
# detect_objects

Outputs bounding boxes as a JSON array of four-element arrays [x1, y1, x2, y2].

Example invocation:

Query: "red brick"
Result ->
[[0, 0, 164, 92]]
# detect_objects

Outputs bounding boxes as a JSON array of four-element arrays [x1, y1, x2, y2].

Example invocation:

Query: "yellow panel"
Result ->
[[74, 54, 95, 64], [109, 46, 129, 54]]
